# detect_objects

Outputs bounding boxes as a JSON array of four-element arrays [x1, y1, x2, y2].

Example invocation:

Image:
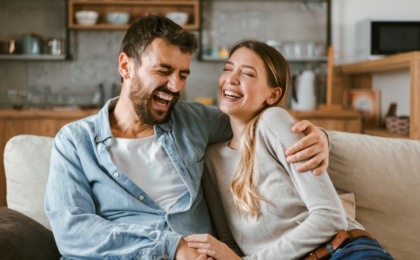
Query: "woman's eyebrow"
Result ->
[[242, 65, 257, 73], [225, 61, 256, 70]]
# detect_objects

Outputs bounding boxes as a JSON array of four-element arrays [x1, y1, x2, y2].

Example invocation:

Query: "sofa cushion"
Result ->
[[4, 135, 54, 230], [327, 131, 420, 260], [0, 207, 61, 259]]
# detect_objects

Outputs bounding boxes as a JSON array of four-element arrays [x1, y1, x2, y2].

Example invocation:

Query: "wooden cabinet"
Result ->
[[334, 51, 420, 140], [0, 109, 99, 207], [288, 110, 363, 133], [68, 0, 200, 30]]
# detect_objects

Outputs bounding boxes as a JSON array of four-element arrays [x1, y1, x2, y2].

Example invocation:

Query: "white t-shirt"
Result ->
[[109, 135, 188, 212]]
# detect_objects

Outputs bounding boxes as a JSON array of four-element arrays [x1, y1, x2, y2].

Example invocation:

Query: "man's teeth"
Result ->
[[155, 93, 173, 101], [224, 90, 243, 98], [156, 100, 166, 107]]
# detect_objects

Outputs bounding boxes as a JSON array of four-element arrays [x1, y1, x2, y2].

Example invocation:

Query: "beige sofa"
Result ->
[[3, 132, 420, 259]]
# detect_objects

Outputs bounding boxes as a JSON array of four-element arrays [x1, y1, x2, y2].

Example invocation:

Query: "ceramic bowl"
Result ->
[[107, 12, 130, 25], [75, 11, 99, 25], [165, 12, 188, 26]]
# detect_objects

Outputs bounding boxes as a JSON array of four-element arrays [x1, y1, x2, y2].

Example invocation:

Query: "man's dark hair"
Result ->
[[120, 15, 198, 64]]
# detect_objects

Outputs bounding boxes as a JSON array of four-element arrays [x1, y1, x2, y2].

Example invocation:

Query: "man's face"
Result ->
[[128, 38, 191, 125]]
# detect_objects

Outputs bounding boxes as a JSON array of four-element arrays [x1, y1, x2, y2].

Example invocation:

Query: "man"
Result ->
[[45, 16, 330, 260]]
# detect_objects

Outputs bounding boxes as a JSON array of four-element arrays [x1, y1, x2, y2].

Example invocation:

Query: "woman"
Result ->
[[185, 40, 395, 260]]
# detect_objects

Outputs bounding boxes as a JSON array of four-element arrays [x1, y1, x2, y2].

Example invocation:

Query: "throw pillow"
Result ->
[[0, 207, 61, 260]]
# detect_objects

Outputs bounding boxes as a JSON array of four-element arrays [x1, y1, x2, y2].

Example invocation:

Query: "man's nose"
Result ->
[[167, 73, 184, 93]]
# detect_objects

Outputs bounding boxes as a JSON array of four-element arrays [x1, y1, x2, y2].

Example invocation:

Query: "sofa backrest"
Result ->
[[327, 131, 420, 260], [4, 135, 54, 230], [4, 133, 420, 259]]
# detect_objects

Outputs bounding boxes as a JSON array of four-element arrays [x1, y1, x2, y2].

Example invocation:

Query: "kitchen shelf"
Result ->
[[334, 51, 420, 140], [70, 23, 198, 31], [336, 51, 420, 75], [0, 54, 67, 61], [198, 0, 331, 62], [201, 54, 328, 62], [363, 128, 410, 140], [68, 0, 200, 30]]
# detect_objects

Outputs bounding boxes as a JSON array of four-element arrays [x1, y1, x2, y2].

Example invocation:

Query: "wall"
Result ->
[[0, 0, 123, 107], [0, 0, 326, 108], [3, 0, 414, 116], [332, 0, 420, 117]]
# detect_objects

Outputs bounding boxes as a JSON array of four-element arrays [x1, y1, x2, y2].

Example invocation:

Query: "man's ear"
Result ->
[[119, 52, 131, 81], [266, 87, 283, 106]]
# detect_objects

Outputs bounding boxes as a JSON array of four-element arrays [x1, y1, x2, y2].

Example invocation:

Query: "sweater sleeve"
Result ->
[[202, 164, 244, 257], [245, 107, 348, 260]]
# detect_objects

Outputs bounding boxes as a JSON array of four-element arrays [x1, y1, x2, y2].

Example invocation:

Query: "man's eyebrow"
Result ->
[[155, 64, 190, 75]]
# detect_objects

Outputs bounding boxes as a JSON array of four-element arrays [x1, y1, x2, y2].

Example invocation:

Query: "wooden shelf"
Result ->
[[68, 0, 200, 30], [334, 51, 420, 140], [336, 51, 420, 75], [0, 54, 66, 61], [363, 128, 410, 140], [70, 23, 197, 30]]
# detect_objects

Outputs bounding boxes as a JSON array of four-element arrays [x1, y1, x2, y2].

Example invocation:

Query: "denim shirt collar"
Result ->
[[94, 97, 172, 144]]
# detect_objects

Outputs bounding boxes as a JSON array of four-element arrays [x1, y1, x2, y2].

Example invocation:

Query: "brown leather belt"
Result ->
[[300, 229, 375, 260]]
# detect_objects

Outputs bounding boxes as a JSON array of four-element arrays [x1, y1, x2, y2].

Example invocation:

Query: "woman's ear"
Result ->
[[118, 52, 131, 81], [266, 87, 283, 106]]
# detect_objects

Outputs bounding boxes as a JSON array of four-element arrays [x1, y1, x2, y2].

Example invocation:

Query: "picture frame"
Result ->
[[344, 90, 380, 128]]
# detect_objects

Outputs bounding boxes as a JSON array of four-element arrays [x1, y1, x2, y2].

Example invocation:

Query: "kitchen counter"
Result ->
[[0, 108, 363, 207], [0, 108, 100, 119], [0, 108, 100, 207]]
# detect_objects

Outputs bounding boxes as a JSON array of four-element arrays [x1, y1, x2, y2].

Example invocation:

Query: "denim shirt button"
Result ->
[[136, 255, 141, 259], [98, 144, 102, 150], [139, 195, 144, 201], [163, 253, 169, 259], [113, 172, 119, 178], [96, 137, 102, 141]]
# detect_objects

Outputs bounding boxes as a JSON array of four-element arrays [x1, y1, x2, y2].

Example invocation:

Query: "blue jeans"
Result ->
[[329, 237, 395, 260]]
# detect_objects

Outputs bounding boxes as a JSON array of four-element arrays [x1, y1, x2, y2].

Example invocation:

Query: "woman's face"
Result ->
[[218, 47, 279, 121]]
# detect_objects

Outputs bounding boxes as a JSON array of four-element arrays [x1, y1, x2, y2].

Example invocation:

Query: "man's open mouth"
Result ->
[[152, 91, 174, 107], [224, 90, 243, 99]]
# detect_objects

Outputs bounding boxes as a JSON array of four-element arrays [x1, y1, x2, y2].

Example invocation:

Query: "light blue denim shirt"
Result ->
[[45, 98, 232, 260]]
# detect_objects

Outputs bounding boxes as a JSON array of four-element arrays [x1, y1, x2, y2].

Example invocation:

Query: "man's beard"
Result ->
[[129, 75, 180, 126]]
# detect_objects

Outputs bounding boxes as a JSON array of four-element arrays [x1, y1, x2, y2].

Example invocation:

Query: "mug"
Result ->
[[22, 34, 40, 55], [47, 38, 62, 55]]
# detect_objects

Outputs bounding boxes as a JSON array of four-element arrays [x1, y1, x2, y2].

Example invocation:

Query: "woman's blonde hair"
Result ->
[[229, 39, 290, 218]]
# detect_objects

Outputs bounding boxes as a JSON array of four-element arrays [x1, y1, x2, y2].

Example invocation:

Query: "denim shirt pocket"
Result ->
[[187, 159, 204, 187]]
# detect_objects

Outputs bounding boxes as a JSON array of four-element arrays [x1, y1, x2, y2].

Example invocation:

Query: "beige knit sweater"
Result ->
[[202, 107, 363, 260]]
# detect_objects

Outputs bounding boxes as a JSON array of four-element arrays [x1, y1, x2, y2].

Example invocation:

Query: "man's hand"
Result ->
[[285, 120, 329, 175], [175, 238, 202, 260]]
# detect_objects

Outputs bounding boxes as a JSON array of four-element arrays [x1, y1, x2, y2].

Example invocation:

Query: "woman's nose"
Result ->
[[226, 72, 240, 85]]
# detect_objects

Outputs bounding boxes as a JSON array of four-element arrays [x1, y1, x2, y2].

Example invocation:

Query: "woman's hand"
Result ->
[[195, 254, 215, 260], [185, 234, 242, 260], [285, 120, 330, 175]]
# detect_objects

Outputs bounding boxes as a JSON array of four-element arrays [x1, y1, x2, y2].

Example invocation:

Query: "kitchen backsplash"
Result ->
[[0, 0, 327, 108]]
